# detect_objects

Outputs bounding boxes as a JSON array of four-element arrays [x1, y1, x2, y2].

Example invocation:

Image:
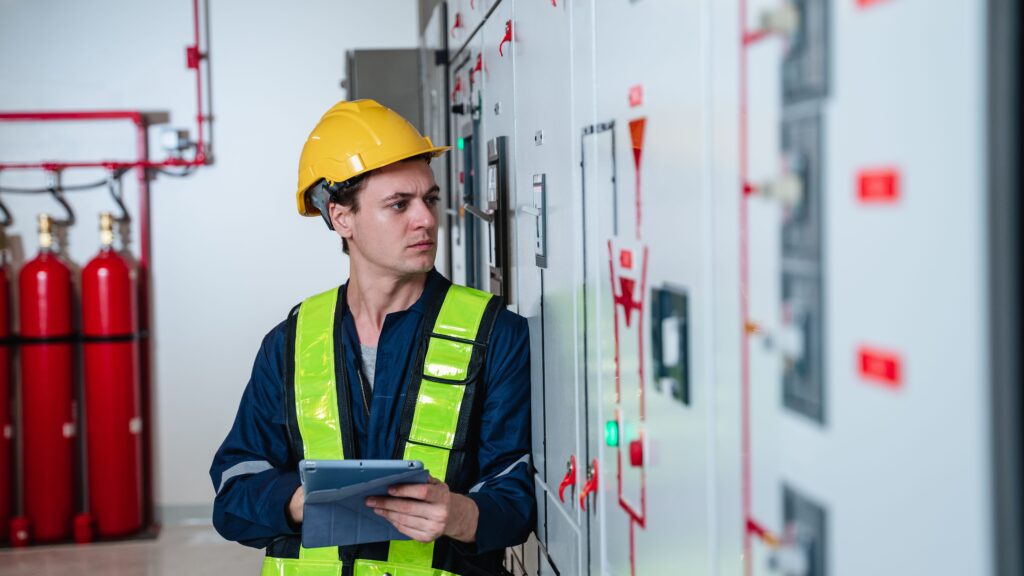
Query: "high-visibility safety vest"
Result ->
[[261, 281, 502, 576]]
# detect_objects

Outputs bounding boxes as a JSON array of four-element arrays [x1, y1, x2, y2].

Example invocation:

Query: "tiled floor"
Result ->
[[0, 524, 263, 575]]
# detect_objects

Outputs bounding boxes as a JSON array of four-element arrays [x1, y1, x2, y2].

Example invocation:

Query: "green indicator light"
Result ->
[[605, 420, 619, 447], [457, 137, 465, 150]]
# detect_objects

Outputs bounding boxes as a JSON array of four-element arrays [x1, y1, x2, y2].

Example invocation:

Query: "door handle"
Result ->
[[579, 459, 598, 511], [463, 203, 495, 223], [558, 455, 576, 504]]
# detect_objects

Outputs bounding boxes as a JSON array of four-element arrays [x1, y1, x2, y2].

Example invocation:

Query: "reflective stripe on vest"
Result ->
[[294, 287, 346, 565], [261, 557, 459, 576], [387, 285, 492, 568], [262, 283, 493, 576]]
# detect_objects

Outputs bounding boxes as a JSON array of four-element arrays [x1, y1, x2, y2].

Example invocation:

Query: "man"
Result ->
[[210, 99, 534, 575]]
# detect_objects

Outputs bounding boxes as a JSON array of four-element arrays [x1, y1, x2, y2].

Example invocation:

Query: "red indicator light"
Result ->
[[629, 439, 643, 467], [858, 168, 900, 203], [858, 346, 902, 389], [629, 85, 644, 108]]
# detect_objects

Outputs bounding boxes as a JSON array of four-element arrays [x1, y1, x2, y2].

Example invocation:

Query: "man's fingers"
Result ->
[[387, 482, 437, 501], [367, 496, 448, 523], [375, 508, 440, 543]]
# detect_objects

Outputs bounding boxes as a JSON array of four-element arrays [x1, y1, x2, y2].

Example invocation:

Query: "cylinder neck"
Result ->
[[38, 214, 54, 251], [99, 212, 115, 249]]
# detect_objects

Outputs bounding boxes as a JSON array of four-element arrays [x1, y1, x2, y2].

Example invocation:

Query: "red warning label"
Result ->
[[858, 168, 900, 203], [858, 346, 902, 389], [629, 85, 643, 108]]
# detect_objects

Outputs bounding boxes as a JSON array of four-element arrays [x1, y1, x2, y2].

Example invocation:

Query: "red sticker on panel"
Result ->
[[858, 346, 902, 389], [858, 168, 900, 203], [620, 249, 633, 270], [629, 85, 643, 108]]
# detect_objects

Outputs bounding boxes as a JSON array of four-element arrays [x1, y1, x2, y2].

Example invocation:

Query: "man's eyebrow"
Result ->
[[381, 186, 441, 203]]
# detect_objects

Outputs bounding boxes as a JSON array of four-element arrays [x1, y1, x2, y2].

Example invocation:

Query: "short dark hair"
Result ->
[[318, 154, 432, 254]]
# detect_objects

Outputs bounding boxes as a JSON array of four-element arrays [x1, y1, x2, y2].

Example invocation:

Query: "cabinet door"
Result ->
[[514, 1, 583, 574]]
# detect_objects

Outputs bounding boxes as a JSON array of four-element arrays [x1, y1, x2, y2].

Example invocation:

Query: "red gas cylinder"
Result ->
[[18, 213, 75, 543], [0, 258, 12, 542], [81, 212, 142, 537]]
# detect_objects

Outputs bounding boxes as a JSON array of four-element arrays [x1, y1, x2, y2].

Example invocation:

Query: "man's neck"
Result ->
[[346, 262, 429, 346]]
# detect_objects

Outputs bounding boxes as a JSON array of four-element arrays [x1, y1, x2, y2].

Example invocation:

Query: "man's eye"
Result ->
[[390, 201, 407, 211], [426, 196, 440, 206]]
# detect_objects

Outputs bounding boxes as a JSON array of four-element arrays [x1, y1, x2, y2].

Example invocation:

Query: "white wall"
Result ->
[[0, 0, 420, 516]]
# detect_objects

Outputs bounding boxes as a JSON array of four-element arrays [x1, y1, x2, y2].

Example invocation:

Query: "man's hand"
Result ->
[[288, 485, 304, 525], [365, 477, 478, 543]]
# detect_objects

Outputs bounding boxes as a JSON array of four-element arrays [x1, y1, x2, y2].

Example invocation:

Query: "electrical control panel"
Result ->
[[421, 0, 1002, 574]]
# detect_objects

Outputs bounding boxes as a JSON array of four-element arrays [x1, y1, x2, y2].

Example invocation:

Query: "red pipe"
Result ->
[[0, 111, 143, 124], [740, 1, 753, 575], [0, 159, 202, 171], [190, 0, 207, 162], [0, 0, 209, 169], [134, 115, 155, 529]]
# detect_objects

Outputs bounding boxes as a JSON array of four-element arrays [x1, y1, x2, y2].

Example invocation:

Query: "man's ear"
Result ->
[[329, 203, 354, 243]]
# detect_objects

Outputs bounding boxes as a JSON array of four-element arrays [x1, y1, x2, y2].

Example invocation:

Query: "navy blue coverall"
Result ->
[[210, 270, 535, 555]]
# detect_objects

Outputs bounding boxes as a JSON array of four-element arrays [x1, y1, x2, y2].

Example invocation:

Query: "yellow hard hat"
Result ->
[[295, 99, 449, 217]]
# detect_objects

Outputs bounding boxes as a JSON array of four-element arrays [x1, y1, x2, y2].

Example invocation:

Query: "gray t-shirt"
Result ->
[[360, 345, 377, 391]]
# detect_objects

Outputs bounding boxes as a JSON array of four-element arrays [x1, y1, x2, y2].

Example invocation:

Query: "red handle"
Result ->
[[450, 76, 463, 101], [579, 459, 599, 511], [558, 455, 576, 503], [470, 54, 483, 84], [450, 12, 462, 37], [498, 20, 512, 56]]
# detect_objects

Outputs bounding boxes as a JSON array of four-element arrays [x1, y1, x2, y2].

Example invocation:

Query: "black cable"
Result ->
[[0, 178, 111, 194], [0, 167, 131, 194], [155, 166, 198, 178]]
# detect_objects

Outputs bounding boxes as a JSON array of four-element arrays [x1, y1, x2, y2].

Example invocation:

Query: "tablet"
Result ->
[[298, 459, 430, 547], [299, 459, 426, 494]]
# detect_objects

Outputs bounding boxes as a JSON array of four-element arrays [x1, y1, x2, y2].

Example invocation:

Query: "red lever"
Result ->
[[450, 12, 463, 37], [470, 54, 483, 84], [470, 0, 475, 8], [450, 76, 463, 101], [579, 459, 599, 511], [552, 0, 557, 5], [558, 455, 576, 503], [498, 20, 512, 57]]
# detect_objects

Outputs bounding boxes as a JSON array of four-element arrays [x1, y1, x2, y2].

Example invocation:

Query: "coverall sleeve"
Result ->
[[209, 323, 302, 548], [464, 311, 536, 553]]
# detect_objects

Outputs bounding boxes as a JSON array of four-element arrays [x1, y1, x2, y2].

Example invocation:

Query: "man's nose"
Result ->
[[410, 198, 437, 230]]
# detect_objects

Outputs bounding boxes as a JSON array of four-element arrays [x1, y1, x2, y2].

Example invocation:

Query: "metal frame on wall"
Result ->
[[989, 0, 1020, 574]]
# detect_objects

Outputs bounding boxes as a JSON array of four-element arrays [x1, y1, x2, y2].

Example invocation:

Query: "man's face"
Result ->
[[330, 160, 440, 278]]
